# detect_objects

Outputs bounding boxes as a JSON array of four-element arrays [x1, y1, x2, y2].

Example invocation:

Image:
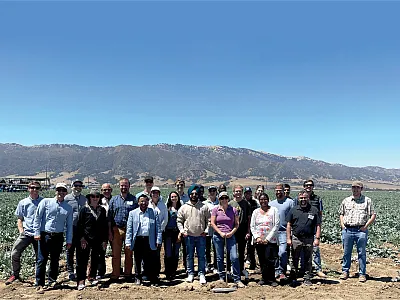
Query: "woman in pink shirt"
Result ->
[[210, 192, 245, 288], [250, 192, 280, 286]]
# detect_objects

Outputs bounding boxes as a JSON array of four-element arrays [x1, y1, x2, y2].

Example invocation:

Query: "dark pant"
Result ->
[[76, 239, 103, 282], [36, 232, 64, 286], [246, 235, 256, 269], [11, 233, 38, 277], [164, 230, 181, 277], [205, 235, 217, 269], [96, 241, 107, 277], [66, 226, 79, 275], [134, 236, 158, 283], [181, 237, 187, 271], [291, 235, 313, 280], [256, 243, 278, 282]]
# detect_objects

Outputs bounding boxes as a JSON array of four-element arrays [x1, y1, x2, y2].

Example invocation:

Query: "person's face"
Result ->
[[275, 187, 284, 199], [233, 188, 243, 200], [145, 180, 154, 189], [176, 182, 185, 193], [151, 190, 160, 200], [244, 191, 252, 200], [190, 190, 199, 202], [28, 184, 41, 198], [208, 188, 217, 198], [284, 187, 290, 197], [304, 182, 314, 192], [90, 194, 101, 206], [352, 186, 362, 198], [298, 193, 309, 207], [170, 192, 179, 204], [56, 187, 68, 202], [119, 180, 130, 194], [72, 182, 83, 193], [101, 184, 112, 198], [219, 195, 229, 205], [259, 195, 269, 208], [138, 197, 149, 210], [256, 188, 264, 196], [199, 187, 204, 196]]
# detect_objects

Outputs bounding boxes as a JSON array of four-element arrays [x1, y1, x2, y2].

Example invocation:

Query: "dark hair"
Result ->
[[167, 191, 181, 210], [284, 184, 291, 189], [303, 179, 314, 187], [258, 192, 270, 201], [298, 190, 309, 197], [119, 178, 130, 185], [137, 194, 149, 201], [275, 183, 284, 189], [218, 184, 227, 192], [256, 185, 264, 190], [29, 181, 41, 188]]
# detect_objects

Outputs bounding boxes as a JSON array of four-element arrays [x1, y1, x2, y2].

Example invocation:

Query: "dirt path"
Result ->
[[1, 244, 399, 299]]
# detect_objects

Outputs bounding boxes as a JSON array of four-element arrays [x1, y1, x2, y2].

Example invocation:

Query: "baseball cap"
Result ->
[[352, 181, 363, 188], [218, 191, 230, 199], [151, 186, 160, 192], [144, 176, 154, 182], [208, 185, 217, 191], [56, 183, 68, 190], [244, 187, 252, 193]]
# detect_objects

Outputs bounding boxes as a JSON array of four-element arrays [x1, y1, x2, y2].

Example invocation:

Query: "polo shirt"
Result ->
[[286, 204, 321, 239]]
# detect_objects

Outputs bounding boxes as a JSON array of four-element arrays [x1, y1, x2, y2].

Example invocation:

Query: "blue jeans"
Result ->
[[313, 245, 322, 271], [213, 234, 241, 282], [342, 227, 368, 275], [275, 231, 288, 276], [185, 235, 206, 276]]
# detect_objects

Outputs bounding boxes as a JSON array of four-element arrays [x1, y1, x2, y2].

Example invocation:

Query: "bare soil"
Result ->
[[1, 244, 399, 299]]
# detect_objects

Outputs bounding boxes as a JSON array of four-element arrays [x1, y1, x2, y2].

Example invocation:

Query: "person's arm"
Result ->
[[33, 201, 45, 240], [339, 200, 346, 229], [210, 215, 223, 237], [245, 202, 251, 240], [17, 218, 24, 234], [77, 207, 87, 249], [161, 204, 168, 232], [286, 222, 292, 246], [125, 211, 133, 249], [177, 206, 185, 235], [361, 214, 376, 232], [227, 213, 239, 238], [66, 208, 73, 248], [314, 224, 321, 246], [339, 215, 346, 229], [108, 199, 115, 241], [266, 208, 280, 243], [250, 209, 260, 241], [155, 211, 162, 247]]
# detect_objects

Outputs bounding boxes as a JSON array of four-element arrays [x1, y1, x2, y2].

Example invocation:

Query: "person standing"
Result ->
[[175, 179, 189, 204], [136, 176, 155, 199], [269, 183, 294, 281], [203, 185, 219, 273], [228, 185, 251, 281], [284, 184, 292, 199], [76, 189, 108, 290], [286, 191, 321, 286], [5, 181, 43, 285], [64, 179, 87, 280], [254, 185, 265, 200], [164, 192, 182, 280], [177, 185, 210, 284], [250, 193, 279, 287], [33, 183, 73, 294], [108, 178, 138, 281], [125, 194, 162, 287], [244, 187, 259, 270], [211, 192, 245, 288], [339, 181, 376, 283]]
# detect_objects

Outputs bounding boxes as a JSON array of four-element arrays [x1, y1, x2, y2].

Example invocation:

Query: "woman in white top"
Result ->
[[250, 192, 280, 286]]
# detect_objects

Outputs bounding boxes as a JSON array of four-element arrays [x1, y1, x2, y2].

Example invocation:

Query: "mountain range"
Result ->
[[1, 143, 399, 188]]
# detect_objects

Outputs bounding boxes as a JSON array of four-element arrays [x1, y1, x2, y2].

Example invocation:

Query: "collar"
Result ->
[[351, 194, 363, 201]]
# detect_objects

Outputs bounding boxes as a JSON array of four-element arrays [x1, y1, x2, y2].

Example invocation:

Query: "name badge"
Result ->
[[149, 219, 155, 224], [126, 201, 133, 206], [308, 214, 314, 220]]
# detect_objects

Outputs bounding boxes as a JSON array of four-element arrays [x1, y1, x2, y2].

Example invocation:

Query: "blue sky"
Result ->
[[1, 2, 399, 169]]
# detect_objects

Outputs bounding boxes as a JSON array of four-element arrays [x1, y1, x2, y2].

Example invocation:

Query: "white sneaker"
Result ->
[[242, 269, 249, 280], [186, 274, 194, 283], [77, 284, 85, 291], [199, 275, 207, 285], [213, 269, 219, 274]]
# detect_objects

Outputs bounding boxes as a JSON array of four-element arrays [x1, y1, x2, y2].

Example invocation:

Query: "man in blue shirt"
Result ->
[[108, 178, 138, 281], [269, 183, 294, 281], [64, 179, 87, 280], [5, 181, 43, 285], [33, 182, 73, 294]]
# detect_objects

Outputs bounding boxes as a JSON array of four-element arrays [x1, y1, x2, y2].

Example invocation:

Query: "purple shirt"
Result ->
[[211, 205, 238, 233]]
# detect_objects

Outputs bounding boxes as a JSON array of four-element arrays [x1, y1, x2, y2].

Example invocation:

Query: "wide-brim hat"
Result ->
[[86, 188, 103, 200]]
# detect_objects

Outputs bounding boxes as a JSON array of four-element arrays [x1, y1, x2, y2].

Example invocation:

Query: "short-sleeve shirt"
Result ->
[[15, 196, 43, 236], [286, 204, 321, 238], [339, 195, 375, 227], [212, 205, 238, 233], [269, 198, 294, 231], [229, 199, 251, 233]]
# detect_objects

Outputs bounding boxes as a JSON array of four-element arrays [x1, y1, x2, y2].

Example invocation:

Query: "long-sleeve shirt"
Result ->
[[64, 193, 87, 227], [149, 199, 168, 232], [33, 197, 73, 244], [250, 207, 279, 243], [108, 193, 138, 228], [15, 196, 43, 236], [177, 201, 210, 237], [77, 205, 108, 242]]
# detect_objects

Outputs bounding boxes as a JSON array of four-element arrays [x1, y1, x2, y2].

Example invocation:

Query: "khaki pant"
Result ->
[[111, 227, 133, 278]]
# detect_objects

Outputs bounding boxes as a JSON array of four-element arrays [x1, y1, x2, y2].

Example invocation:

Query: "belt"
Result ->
[[345, 225, 364, 228], [42, 231, 63, 236], [136, 235, 149, 239]]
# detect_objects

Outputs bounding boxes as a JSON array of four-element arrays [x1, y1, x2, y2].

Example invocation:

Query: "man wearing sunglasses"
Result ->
[[33, 182, 73, 294], [64, 179, 87, 281], [5, 181, 44, 285]]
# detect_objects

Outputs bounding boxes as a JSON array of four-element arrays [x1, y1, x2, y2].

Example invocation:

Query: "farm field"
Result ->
[[0, 189, 399, 299]]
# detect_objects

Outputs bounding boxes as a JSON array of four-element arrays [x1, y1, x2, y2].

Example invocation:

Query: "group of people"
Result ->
[[4, 176, 376, 293]]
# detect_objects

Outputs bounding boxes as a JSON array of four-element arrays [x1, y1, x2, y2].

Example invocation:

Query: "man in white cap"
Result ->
[[33, 183, 73, 294], [64, 179, 87, 280], [339, 181, 376, 283]]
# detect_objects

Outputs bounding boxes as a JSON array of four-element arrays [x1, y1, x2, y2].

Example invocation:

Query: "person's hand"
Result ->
[[157, 243, 161, 248], [287, 238, 292, 246], [125, 245, 131, 251], [200, 232, 207, 237], [34, 235, 41, 241], [182, 232, 188, 238], [360, 226, 367, 232], [66, 243, 72, 249], [226, 232, 233, 238], [245, 233, 251, 240], [313, 238, 320, 247], [176, 233, 182, 243], [108, 232, 113, 242], [102, 241, 107, 250], [220, 232, 226, 238], [256, 237, 262, 244], [81, 238, 88, 249]]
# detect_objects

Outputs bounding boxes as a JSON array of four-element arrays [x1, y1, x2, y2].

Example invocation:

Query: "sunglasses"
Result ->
[[102, 189, 112, 192], [145, 180, 153, 184], [74, 184, 84, 188], [57, 189, 68, 193], [220, 197, 229, 200], [29, 186, 41, 190], [90, 195, 100, 199]]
